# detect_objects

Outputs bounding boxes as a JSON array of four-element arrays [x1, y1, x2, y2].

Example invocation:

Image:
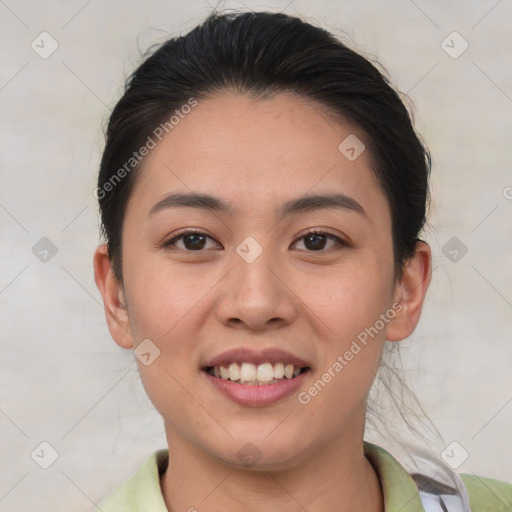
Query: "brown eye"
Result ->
[[163, 230, 220, 251], [181, 233, 207, 250], [293, 230, 346, 251]]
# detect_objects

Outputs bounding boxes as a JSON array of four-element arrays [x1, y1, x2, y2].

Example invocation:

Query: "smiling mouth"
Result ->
[[204, 362, 310, 385]]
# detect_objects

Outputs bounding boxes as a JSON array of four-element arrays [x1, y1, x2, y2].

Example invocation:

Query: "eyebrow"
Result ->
[[148, 192, 367, 219]]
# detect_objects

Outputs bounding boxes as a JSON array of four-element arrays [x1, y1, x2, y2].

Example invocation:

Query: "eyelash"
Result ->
[[161, 228, 347, 252]]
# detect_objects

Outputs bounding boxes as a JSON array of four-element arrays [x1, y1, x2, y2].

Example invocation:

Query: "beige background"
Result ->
[[1, 0, 511, 510]]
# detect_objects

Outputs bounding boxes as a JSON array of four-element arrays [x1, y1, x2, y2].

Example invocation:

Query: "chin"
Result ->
[[208, 433, 309, 472]]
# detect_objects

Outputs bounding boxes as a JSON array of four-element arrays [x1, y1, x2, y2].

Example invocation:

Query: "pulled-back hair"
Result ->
[[98, 10, 430, 281]]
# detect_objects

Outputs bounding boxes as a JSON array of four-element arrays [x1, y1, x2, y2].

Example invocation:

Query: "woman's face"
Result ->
[[98, 92, 422, 469]]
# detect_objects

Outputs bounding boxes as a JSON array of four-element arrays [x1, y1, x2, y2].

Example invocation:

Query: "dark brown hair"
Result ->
[[97, 10, 430, 281]]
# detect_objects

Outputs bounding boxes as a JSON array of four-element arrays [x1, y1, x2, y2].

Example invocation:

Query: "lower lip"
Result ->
[[202, 370, 310, 406]]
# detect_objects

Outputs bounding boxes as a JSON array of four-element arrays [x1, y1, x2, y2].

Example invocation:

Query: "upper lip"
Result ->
[[203, 347, 311, 369]]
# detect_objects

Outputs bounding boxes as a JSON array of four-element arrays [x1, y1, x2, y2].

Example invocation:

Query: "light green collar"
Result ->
[[364, 441, 425, 511], [102, 442, 426, 511]]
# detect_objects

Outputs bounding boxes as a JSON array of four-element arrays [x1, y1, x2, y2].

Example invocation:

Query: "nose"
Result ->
[[215, 246, 298, 331]]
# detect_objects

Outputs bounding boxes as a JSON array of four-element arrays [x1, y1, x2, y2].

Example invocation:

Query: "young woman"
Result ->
[[93, 10, 512, 512]]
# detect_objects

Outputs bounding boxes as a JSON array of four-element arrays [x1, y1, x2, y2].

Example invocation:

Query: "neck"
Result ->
[[160, 430, 384, 512]]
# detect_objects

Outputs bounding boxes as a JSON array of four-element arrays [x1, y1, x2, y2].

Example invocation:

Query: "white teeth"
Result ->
[[228, 362, 240, 381], [211, 362, 306, 384], [257, 363, 274, 382], [240, 362, 257, 382], [274, 362, 285, 379]]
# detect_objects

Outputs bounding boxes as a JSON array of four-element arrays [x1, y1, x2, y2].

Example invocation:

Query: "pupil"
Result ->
[[185, 234, 206, 250], [306, 234, 325, 250]]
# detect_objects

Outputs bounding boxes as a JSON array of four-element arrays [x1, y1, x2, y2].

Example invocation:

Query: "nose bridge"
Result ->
[[216, 236, 296, 328]]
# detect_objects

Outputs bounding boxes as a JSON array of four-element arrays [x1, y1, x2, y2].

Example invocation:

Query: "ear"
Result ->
[[386, 241, 432, 342], [93, 244, 134, 349]]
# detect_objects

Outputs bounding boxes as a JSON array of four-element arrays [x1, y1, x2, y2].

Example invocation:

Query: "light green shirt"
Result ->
[[95, 442, 512, 511]]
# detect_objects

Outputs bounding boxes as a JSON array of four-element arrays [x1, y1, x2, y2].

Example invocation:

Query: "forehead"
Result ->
[[127, 91, 389, 223]]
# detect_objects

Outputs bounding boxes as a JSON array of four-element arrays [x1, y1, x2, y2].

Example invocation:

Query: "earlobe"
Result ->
[[386, 241, 432, 342], [93, 244, 134, 349]]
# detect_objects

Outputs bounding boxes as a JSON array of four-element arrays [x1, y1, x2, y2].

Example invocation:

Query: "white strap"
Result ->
[[416, 471, 472, 511]]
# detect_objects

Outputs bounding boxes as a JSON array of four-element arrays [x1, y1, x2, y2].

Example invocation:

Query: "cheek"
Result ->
[[301, 259, 393, 398], [303, 260, 393, 340], [298, 277, 389, 430], [125, 267, 209, 423], [124, 258, 209, 342]]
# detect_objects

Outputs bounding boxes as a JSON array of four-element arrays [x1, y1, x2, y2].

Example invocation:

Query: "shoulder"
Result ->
[[363, 442, 512, 512], [94, 449, 169, 512], [459, 473, 512, 512]]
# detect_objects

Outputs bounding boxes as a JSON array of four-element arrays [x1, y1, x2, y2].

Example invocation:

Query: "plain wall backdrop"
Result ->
[[1, 0, 511, 510]]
